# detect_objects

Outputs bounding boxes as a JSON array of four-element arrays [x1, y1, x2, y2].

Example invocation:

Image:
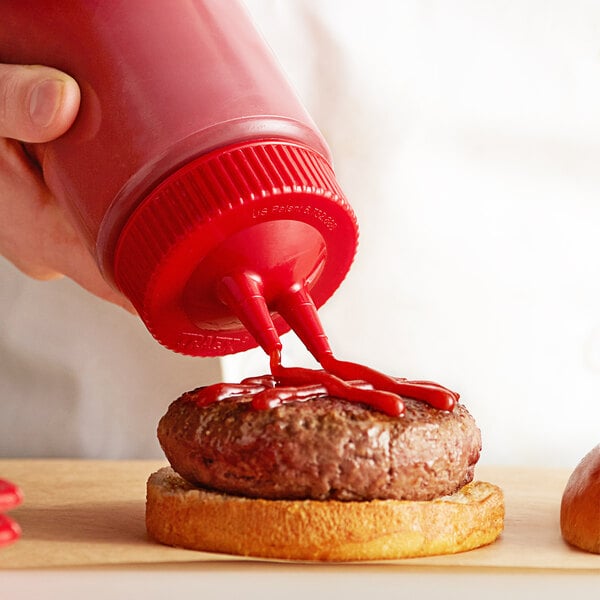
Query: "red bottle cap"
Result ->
[[113, 141, 358, 357]]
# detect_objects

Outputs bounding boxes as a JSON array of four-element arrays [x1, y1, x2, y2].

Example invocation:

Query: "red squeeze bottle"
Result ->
[[0, 0, 358, 358]]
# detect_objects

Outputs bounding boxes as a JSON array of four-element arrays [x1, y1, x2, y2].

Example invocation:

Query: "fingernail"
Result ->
[[29, 78, 65, 128]]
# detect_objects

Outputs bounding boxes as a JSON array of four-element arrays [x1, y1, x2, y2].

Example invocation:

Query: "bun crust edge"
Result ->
[[560, 444, 600, 554], [146, 466, 504, 561]]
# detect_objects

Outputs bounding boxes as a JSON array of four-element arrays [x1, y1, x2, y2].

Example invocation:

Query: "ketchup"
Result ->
[[0, 479, 22, 548], [188, 349, 458, 418], [203, 274, 459, 417]]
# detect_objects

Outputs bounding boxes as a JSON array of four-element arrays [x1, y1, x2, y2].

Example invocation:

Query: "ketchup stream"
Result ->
[[197, 277, 460, 417], [190, 349, 459, 417]]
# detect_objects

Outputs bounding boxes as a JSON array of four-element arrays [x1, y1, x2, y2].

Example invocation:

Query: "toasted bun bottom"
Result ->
[[146, 467, 504, 561], [560, 444, 600, 554]]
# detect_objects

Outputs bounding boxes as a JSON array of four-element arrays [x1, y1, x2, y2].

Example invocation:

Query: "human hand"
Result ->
[[0, 63, 134, 311], [0, 478, 23, 548]]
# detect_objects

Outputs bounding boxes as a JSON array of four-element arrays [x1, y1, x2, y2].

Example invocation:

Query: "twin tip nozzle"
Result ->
[[217, 270, 332, 362]]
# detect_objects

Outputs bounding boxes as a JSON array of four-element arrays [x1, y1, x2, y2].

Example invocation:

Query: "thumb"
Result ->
[[0, 63, 80, 143]]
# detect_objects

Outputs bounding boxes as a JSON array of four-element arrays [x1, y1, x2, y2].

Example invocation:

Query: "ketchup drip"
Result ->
[[268, 349, 405, 416], [188, 350, 459, 418], [206, 271, 458, 416], [317, 353, 458, 412], [269, 349, 458, 415]]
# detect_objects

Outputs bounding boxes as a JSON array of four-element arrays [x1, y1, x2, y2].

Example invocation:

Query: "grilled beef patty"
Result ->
[[158, 390, 482, 502]]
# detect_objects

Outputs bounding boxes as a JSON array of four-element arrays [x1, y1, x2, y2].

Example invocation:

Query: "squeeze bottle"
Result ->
[[0, 0, 358, 359]]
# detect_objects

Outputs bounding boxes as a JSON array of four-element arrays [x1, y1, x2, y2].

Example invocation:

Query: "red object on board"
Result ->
[[0, 479, 23, 548]]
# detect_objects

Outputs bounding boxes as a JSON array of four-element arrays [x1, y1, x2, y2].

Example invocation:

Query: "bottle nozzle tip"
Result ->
[[217, 271, 281, 355]]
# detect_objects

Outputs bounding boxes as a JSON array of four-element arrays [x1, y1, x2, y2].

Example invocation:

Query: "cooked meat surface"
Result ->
[[158, 388, 481, 501]]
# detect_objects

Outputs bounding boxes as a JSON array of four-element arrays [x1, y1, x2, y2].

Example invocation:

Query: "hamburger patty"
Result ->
[[158, 391, 482, 501]]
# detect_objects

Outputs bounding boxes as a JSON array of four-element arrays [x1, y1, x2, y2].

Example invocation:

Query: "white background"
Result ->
[[227, 0, 600, 469]]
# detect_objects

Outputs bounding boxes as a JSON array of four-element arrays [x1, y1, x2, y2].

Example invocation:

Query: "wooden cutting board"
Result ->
[[0, 459, 599, 570]]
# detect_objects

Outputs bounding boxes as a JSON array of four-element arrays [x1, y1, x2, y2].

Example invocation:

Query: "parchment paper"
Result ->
[[1, 460, 599, 570]]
